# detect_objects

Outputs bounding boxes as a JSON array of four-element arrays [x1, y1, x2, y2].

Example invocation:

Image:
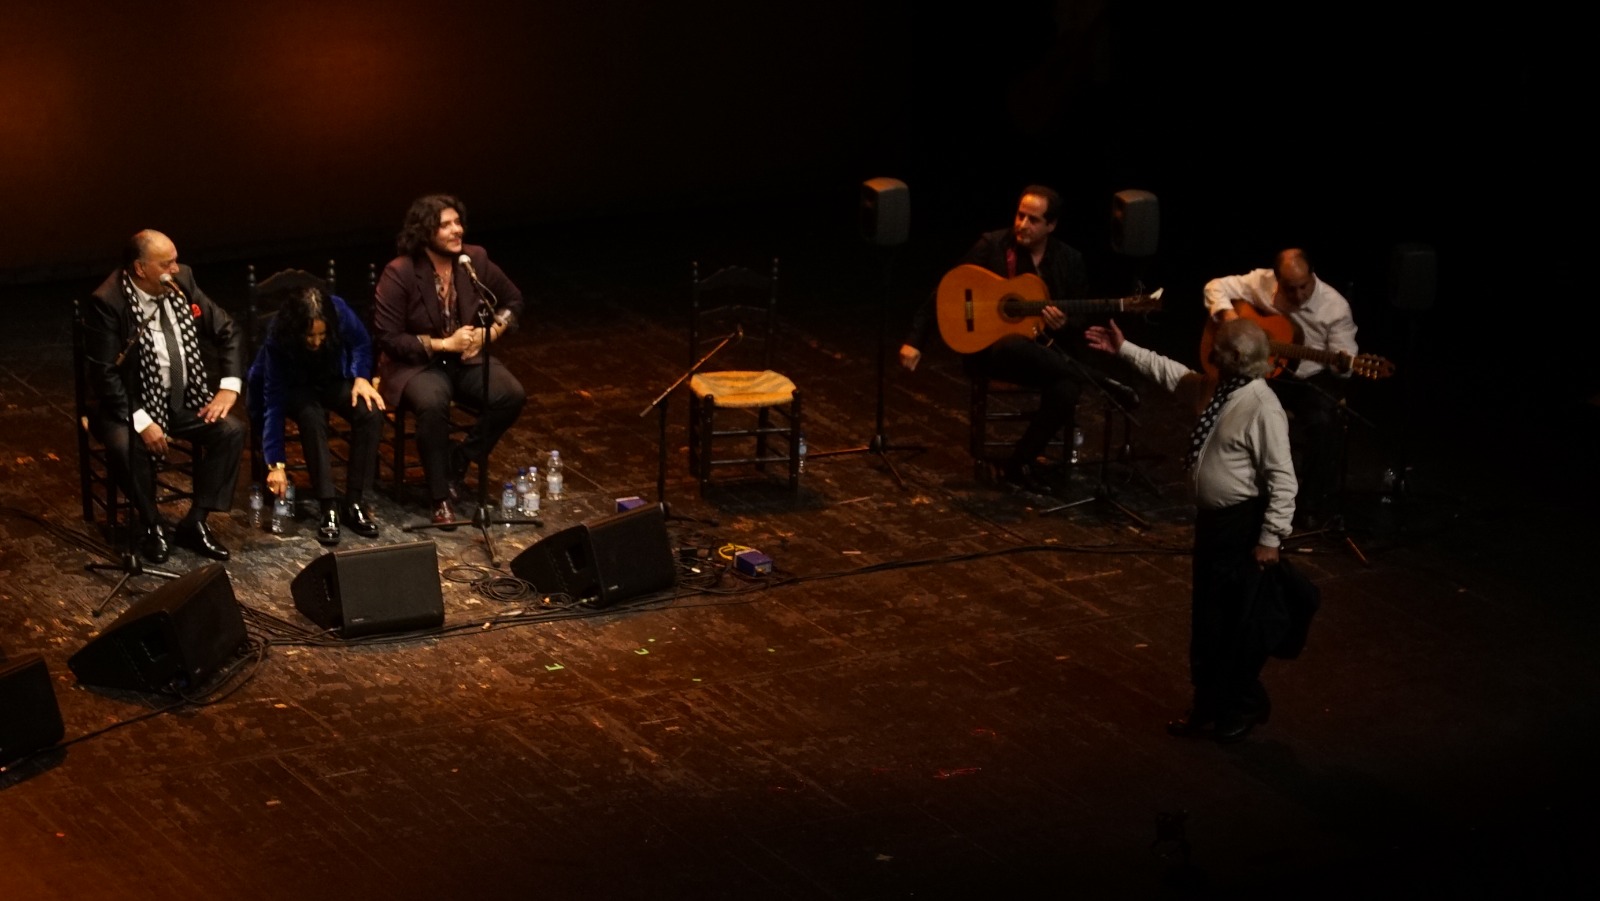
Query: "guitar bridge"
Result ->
[[963, 289, 974, 332]]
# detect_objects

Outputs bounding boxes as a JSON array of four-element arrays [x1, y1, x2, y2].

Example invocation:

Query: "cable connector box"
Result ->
[[734, 549, 773, 576]]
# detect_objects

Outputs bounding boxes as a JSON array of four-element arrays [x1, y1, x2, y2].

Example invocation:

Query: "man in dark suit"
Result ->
[[898, 185, 1095, 490], [86, 230, 245, 562], [372, 194, 526, 526]]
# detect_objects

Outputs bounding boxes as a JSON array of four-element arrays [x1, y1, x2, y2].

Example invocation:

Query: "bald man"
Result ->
[[86, 230, 244, 563], [1204, 249, 1358, 529]]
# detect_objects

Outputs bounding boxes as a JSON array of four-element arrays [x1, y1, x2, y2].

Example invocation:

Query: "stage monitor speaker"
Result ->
[[1389, 243, 1436, 312], [291, 540, 444, 638], [1111, 189, 1159, 257], [510, 503, 675, 608], [69, 563, 247, 693], [1, 654, 64, 766], [860, 177, 909, 246]]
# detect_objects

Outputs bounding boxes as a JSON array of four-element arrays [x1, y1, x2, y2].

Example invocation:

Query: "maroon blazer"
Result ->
[[372, 243, 525, 408]]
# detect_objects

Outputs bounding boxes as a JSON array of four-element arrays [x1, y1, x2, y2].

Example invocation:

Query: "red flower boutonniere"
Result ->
[[190, 304, 202, 319]]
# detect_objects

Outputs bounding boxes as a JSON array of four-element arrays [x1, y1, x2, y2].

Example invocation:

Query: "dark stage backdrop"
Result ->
[[0, 0, 913, 279]]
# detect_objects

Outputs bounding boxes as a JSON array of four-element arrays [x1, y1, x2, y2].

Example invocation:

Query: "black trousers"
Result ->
[[400, 357, 526, 502], [966, 335, 1091, 466], [94, 407, 244, 525], [1267, 373, 1345, 517], [285, 379, 383, 502], [1191, 496, 1271, 719]]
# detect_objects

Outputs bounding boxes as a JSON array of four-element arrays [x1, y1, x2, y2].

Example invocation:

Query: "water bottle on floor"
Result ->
[[248, 483, 265, 529], [270, 487, 290, 535], [514, 467, 531, 516], [523, 465, 541, 515], [500, 481, 517, 526], [545, 450, 564, 501]]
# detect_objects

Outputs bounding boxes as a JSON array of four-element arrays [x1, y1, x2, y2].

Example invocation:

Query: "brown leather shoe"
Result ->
[[432, 499, 458, 531]]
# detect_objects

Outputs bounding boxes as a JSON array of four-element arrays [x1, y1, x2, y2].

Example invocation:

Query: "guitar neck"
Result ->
[[1268, 341, 1343, 367], [1012, 296, 1147, 316]]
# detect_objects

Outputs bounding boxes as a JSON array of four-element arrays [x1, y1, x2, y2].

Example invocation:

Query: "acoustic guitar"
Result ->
[[1199, 303, 1396, 381], [936, 264, 1163, 355]]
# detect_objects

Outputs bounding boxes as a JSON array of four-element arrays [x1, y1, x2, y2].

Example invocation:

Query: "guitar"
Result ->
[[1199, 302, 1396, 381], [936, 264, 1163, 355]]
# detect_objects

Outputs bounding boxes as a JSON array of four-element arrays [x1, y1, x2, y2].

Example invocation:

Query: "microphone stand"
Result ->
[[1279, 374, 1374, 564], [1038, 352, 1154, 528], [804, 244, 925, 488], [86, 298, 180, 617], [404, 261, 539, 567], [640, 327, 740, 522]]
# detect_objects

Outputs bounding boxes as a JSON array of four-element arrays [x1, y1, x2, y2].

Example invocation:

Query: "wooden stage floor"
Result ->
[[2, 221, 1596, 899]]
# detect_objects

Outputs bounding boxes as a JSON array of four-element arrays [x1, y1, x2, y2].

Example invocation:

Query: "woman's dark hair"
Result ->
[[269, 286, 340, 357], [396, 194, 466, 257]]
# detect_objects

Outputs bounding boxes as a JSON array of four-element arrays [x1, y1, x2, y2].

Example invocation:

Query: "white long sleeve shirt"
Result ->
[[1116, 340, 1297, 547], [1202, 269, 1358, 379]]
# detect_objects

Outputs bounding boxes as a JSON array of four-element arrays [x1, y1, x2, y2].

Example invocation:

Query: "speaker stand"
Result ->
[[805, 245, 925, 488]]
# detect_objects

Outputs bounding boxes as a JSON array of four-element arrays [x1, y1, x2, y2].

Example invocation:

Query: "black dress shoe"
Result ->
[[1001, 461, 1052, 495], [1213, 711, 1258, 744], [175, 520, 230, 561], [1166, 709, 1215, 738], [139, 523, 171, 564], [343, 501, 380, 538], [316, 507, 341, 546], [432, 499, 458, 531]]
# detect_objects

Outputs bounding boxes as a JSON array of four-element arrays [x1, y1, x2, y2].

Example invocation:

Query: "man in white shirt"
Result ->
[[86, 230, 244, 563], [1086, 317, 1296, 743], [1205, 248, 1356, 528]]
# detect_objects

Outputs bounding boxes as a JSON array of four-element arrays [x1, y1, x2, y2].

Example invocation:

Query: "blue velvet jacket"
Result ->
[[246, 295, 374, 466]]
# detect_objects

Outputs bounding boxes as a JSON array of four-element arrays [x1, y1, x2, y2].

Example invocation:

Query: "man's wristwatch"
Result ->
[[268, 462, 287, 472]]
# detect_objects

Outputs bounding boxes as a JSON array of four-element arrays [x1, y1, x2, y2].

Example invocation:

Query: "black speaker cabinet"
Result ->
[[69, 563, 247, 693], [860, 177, 910, 246], [291, 540, 444, 638], [1389, 243, 1436, 312], [1111, 189, 1160, 257], [1, 654, 64, 766], [510, 503, 675, 608]]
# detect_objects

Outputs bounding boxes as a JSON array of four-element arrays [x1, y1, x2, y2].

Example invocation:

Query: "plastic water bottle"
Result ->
[[500, 481, 518, 525], [797, 432, 808, 474], [1071, 427, 1084, 465], [523, 465, 541, 515], [270, 487, 291, 535], [248, 483, 265, 528], [545, 450, 564, 501], [515, 467, 531, 512]]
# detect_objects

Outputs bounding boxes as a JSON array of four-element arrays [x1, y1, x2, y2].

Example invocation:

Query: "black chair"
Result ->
[[968, 378, 1070, 483], [244, 263, 350, 489], [687, 259, 801, 492], [73, 298, 195, 533]]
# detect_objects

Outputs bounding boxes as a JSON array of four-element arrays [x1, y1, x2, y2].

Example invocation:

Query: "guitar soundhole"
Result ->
[[999, 295, 1025, 322]]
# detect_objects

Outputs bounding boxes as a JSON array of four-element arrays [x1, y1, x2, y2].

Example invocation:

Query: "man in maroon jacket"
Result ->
[[372, 195, 526, 525]]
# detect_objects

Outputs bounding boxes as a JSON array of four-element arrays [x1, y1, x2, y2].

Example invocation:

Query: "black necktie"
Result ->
[[155, 296, 186, 413]]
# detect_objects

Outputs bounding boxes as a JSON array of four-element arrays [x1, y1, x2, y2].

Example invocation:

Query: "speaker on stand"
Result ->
[[805, 177, 926, 487]]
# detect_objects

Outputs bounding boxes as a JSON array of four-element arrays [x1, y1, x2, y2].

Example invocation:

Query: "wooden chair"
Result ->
[[968, 378, 1069, 482], [244, 263, 350, 489], [72, 298, 195, 533], [687, 259, 801, 492]]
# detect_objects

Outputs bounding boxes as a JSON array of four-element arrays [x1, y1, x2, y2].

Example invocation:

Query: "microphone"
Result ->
[[159, 273, 188, 301], [457, 254, 485, 291]]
